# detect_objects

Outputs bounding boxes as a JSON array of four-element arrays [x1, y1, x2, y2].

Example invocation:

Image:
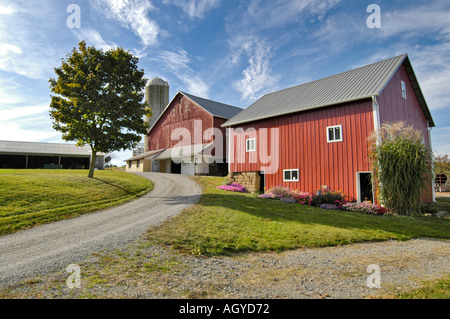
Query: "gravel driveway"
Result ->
[[0, 172, 201, 288]]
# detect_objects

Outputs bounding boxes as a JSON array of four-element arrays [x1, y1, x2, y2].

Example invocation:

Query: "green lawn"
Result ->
[[0, 169, 153, 235], [381, 275, 450, 299], [434, 196, 450, 214], [146, 177, 450, 256]]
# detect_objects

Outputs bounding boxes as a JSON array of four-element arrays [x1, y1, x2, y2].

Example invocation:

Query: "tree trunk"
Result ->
[[88, 149, 97, 178]]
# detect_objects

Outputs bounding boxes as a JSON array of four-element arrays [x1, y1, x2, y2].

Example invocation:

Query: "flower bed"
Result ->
[[342, 201, 388, 215], [217, 183, 247, 193], [253, 185, 388, 215]]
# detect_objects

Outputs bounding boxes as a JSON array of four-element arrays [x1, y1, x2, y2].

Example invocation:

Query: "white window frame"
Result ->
[[401, 80, 407, 99], [283, 169, 299, 182], [327, 125, 343, 143], [246, 138, 256, 152]]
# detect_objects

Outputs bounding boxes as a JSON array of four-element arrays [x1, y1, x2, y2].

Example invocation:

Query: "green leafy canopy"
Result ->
[[49, 41, 151, 177], [49, 41, 150, 153]]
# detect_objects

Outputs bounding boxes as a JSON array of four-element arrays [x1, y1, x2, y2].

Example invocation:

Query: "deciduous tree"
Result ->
[[49, 41, 150, 178]]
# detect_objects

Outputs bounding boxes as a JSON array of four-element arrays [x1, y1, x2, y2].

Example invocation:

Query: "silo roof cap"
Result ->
[[146, 77, 169, 87]]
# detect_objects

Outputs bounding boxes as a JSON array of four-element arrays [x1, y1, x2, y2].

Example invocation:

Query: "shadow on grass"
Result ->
[[194, 191, 450, 240], [93, 177, 135, 194]]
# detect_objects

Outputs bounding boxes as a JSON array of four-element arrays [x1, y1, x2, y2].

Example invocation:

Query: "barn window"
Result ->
[[401, 80, 407, 99], [327, 125, 343, 143], [128, 161, 132, 168], [136, 160, 140, 168], [283, 169, 299, 182], [246, 138, 256, 152]]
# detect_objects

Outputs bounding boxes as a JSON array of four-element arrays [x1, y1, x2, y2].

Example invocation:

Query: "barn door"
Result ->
[[357, 172, 374, 203]]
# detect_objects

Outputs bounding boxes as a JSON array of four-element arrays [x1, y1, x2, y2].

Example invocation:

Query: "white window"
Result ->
[[283, 169, 299, 182], [401, 80, 407, 99], [246, 138, 256, 152], [327, 125, 343, 143]]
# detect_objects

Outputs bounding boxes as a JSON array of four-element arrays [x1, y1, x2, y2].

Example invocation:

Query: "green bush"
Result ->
[[310, 189, 347, 208]]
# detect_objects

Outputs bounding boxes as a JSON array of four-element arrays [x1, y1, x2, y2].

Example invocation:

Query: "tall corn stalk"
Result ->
[[368, 122, 433, 215]]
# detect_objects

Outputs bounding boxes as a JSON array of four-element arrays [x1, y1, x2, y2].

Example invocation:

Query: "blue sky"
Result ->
[[0, 0, 449, 165]]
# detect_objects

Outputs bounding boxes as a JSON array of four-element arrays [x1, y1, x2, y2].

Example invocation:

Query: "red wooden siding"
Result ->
[[378, 64, 433, 202], [378, 64, 430, 144], [148, 93, 214, 151], [229, 99, 374, 200]]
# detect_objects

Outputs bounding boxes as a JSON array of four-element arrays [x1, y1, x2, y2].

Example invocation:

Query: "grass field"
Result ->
[[146, 177, 450, 256], [0, 169, 153, 236]]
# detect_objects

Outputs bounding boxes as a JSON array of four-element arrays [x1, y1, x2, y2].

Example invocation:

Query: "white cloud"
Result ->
[[0, 105, 59, 142], [381, 6, 450, 40], [92, 0, 160, 47], [0, 105, 49, 121], [228, 0, 341, 34], [157, 50, 210, 97], [163, 0, 221, 19], [72, 28, 117, 51], [0, 2, 20, 15], [0, 1, 61, 80], [230, 37, 280, 102]]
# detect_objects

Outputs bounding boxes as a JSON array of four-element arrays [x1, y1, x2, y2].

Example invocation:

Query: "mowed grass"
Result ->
[[146, 177, 450, 256], [0, 169, 153, 235]]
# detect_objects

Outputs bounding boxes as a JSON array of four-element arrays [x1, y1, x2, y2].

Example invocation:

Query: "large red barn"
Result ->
[[133, 91, 242, 176], [222, 54, 435, 202]]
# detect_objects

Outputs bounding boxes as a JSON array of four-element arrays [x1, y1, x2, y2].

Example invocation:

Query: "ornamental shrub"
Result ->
[[342, 201, 388, 215], [217, 183, 246, 193], [268, 186, 292, 199], [368, 122, 433, 215], [310, 189, 347, 208]]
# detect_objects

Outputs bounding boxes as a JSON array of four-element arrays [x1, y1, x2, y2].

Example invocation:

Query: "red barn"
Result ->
[[222, 54, 435, 202], [141, 91, 242, 176]]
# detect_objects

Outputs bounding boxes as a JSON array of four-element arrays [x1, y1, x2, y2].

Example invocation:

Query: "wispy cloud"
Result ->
[[91, 0, 160, 47], [0, 2, 20, 15], [163, 0, 221, 19], [157, 50, 210, 97], [227, 0, 342, 34], [230, 36, 279, 102], [0, 105, 59, 142], [72, 28, 117, 51], [0, 1, 61, 80], [224, 0, 343, 101]]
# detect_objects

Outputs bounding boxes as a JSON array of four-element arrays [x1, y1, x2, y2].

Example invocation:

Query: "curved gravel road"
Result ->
[[0, 172, 201, 287]]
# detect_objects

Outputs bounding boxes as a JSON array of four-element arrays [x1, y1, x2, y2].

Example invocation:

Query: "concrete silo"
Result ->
[[144, 77, 169, 152]]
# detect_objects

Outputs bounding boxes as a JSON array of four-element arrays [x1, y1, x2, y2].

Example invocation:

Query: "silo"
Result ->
[[144, 77, 169, 152]]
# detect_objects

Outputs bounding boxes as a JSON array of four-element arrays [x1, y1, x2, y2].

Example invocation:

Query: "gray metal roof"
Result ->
[[153, 143, 212, 160], [0, 140, 104, 156], [125, 149, 165, 161], [223, 54, 434, 127], [147, 91, 243, 134], [180, 92, 243, 119]]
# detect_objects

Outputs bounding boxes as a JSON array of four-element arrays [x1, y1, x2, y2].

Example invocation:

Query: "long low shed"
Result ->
[[0, 140, 104, 169]]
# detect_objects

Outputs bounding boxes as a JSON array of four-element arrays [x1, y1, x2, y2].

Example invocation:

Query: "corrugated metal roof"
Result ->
[[147, 91, 243, 134], [154, 143, 212, 160], [125, 149, 165, 161], [223, 54, 434, 127], [0, 140, 104, 156], [180, 92, 243, 119]]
